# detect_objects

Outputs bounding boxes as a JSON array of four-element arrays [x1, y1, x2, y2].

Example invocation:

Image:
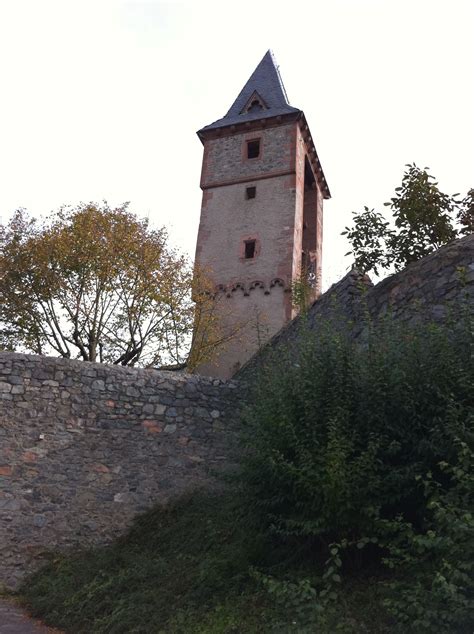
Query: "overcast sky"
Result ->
[[1, 0, 472, 289]]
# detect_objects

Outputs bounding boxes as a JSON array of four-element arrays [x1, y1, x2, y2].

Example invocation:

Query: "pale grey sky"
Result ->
[[1, 0, 473, 288]]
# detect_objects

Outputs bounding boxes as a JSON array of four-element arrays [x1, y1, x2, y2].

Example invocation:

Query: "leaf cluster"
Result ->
[[343, 164, 473, 275], [380, 440, 474, 632]]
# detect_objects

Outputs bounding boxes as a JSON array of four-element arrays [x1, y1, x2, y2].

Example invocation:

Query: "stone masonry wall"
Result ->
[[201, 124, 294, 187], [0, 353, 238, 589], [239, 234, 474, 377]]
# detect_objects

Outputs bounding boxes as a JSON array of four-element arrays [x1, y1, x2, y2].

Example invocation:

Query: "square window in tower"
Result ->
[[246, 139, 260, 159], [244, 240, 256, 259], [246, 186, 256, 199]]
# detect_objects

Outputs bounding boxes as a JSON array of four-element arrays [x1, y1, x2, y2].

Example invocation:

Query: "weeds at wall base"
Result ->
[[19, 490, 394, 633]]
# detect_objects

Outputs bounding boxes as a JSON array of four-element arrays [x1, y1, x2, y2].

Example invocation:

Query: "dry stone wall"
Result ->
[[239, 234, 474, 377], [0, 353, 238, 589]]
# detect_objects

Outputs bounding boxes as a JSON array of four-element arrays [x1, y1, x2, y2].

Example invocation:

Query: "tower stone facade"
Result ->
[[195, 51, 330, 378]]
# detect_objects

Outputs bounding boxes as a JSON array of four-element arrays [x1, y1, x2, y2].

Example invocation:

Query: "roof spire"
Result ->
[[199, 50, 301, 133], [267, 49, 291, 105]]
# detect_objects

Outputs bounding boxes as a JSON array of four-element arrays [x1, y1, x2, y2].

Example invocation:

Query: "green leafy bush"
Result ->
[[381, 439, 474, 632], [241, 307, 474, 631]]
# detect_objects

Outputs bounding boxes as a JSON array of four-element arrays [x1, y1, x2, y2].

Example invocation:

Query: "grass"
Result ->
[[19, 489, 394, 633]]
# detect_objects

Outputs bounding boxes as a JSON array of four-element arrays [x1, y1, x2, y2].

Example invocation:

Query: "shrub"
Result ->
[[241, 306, 474, 631], [381, 439, 474, 632]]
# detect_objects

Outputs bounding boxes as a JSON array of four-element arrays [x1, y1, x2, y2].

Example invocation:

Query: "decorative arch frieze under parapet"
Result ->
[[248, 280, 265, 292], [270, 277, 285, 289], [229, 282, 246, 297], [211, 278, 291, 299]]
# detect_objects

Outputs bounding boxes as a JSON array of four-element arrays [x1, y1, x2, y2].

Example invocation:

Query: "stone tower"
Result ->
[[195, 51, 330, 378]]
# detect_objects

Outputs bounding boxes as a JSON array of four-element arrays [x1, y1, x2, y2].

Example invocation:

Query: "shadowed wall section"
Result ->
[[0, 356, 238, 589]]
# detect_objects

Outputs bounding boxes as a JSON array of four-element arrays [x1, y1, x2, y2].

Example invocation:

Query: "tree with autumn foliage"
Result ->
[[343, 164, 473, 275], [0, 202, 237, 369]]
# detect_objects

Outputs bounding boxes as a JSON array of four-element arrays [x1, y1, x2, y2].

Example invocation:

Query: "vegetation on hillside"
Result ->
[[343, 164, 473, 275], [20, 491, 393, 633], [241, 305, 473, 632], [19, 298, 474, 633]]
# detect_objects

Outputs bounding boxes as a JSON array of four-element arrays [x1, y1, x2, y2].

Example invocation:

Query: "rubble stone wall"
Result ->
[[0, 353, 238, 589], [239, 234, 474, 377]]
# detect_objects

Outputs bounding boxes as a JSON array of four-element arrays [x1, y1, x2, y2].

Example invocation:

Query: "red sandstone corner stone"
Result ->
[[22, 451, 37, 463], [91, 463, 109, 473], [142, 420, 163, 433], [0, 465, 13, 476]]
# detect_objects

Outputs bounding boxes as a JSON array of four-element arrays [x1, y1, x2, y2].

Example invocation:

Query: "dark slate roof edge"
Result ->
[[198, 105, 301, 133], [270, 49, 291, 104]]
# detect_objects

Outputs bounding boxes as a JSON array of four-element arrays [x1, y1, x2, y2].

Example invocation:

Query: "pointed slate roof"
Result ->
[[198, 50, 301, 133]]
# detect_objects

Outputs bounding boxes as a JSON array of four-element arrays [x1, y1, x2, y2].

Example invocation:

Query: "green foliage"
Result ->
[[20, 490, 390, 633], [250, 569, 320, 624], [343, 164, 471, 274], [20, 492, 267, 633], [249, 542, 344, 629], [387, 163, 457, 265], [291, 274, 313, 314], [241, 307, 474, 631], [381, 439, 474, 632], [0, 203, 226, 369], [0, 203, 195, 366], [457, 188, 474, 235], [342, 206, 393, 276]]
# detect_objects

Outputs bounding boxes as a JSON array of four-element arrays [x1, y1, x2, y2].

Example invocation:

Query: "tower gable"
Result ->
[[240, 90, 268, 114], [198, 50, 300, 134]]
